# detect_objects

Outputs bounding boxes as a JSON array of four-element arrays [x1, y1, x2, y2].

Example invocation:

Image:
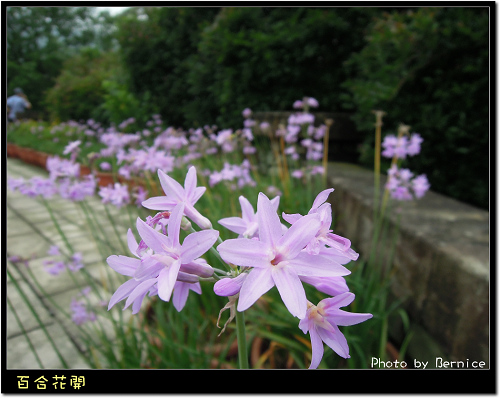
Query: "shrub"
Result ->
[[342, 7, 489, 209], [44, 48, 124, 123]]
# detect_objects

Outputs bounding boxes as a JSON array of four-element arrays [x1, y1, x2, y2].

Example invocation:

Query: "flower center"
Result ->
[[271, 252, 284, 266]]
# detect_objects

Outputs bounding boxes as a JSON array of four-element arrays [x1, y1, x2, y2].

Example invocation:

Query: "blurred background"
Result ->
[[6, 6, 489, 209]]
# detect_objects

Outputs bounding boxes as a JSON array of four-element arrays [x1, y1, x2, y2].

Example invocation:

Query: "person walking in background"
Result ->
[[7, 87, 31, 123]]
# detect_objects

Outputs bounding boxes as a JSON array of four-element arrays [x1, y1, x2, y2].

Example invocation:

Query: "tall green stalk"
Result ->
[[235, 308, 249, 369]]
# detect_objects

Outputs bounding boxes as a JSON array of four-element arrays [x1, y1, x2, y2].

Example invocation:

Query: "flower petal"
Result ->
[[141, 196, 178, 211], [158, 169, 185, 201], [157, 259, 181, 302], [326, 309, 373, 326], [311, 188, 334, 211], [167, 203, 185, 249], [181, 229, 219, 263], [183, 166, 197, 199], [237, 268, 274, 312], [108, 278, 141, 310], [271, 265, 306, 318], [317, 323, 350, 359], [134, 256, 163, 281], [282, 212, 302, 225], [277, 213, 321, 260], [257, 192, 283, 247], [300, 275, 349, 297], [106, 255, 140, 277], [239, 196, 255, 222], [217, 238, 271, 268], [172, 282, 190, 312], [319, 292, 356, 310], [127, 229, 139, 257], [218, 217, 248, 235], [309, 327, 325, 369], [190, 186, 206, 204], [290, 252, 351, 277], [136, 217, 172, 253], [124, 278, 157, 314]]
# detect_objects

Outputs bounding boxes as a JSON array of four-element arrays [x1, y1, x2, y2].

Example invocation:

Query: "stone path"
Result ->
[[6, 158, 132, 369]]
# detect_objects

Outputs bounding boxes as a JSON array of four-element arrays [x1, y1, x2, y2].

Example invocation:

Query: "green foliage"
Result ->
[[342, 7, 489, 209], [7, 6, 117, 114], [114, 7, 220, 127], [44, 48, 125, 123], [115, 7, 376, 128], [186, 7, 376, 128]]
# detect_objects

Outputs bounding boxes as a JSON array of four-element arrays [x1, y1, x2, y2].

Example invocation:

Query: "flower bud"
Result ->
[[214, 272, 248, 297], [179, 258, 214, 278]]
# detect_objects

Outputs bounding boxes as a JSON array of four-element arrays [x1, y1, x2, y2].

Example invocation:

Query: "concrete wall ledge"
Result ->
[[326, 162, 489, 366]]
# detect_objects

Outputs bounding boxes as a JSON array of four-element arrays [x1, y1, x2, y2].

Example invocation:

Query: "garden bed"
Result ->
[[7, 143, 134, 189]]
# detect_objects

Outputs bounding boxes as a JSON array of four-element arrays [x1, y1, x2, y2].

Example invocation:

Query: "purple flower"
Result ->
[[243, 119, 256, 128], [107, 203, 218, 313], [386, 165, 430, 200], [70, 298, 96, 325], [282, 189, 359, 261], [46, 156, 80, 180], [43, 260, 66, 276], [382, 133, 423, 159], [214, 273, 248, 297], [299, 276, 349, 297], [8, 177, 26, 191], [171, 281, 202, 312], [217, 193, 350, 319], [406, 133, 423, 156], [412, 174, 430, 198], [63, 140, 81, 156], [142, 166, 212, 229], [298, 293, 372, 368], [218, 195, 280, 239], [307, 97, 319, 108], [100, 162, 112, 171], [99, 183, 130, 208], [291, 169, 304, 179], [68, 252, 84, 272], [242, 108, 252, 118], [259, 122, 270, 131]]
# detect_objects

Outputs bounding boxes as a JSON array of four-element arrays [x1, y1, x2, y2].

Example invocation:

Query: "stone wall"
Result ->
[[326, 162, 489, 367]]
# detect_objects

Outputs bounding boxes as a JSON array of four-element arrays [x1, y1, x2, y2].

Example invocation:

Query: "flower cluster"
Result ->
[[207, 160, 256, 190], [98, 183, 131, 208], [107, 167, 219, 314], [106, 166, 371, 368], [43, 245, 84, 275], [382, 127, 430, 201], [386, 165, 430, 200], [381, 132, 423, 159]]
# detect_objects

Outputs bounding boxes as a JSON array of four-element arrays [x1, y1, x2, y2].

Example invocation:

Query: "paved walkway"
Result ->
[[6, 158, 130, 369]]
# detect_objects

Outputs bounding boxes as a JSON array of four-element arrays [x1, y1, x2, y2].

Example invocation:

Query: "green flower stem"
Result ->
[[235, 308, 249, 369], [7, 269, 69, 368], [103, 204, 128, 254], [7, 297, 44, 368], [41, 198, 74, 254]]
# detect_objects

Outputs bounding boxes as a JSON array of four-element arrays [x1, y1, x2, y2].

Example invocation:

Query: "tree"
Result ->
[[115, 7, 220, 127], [7, 6, 117, 115]]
